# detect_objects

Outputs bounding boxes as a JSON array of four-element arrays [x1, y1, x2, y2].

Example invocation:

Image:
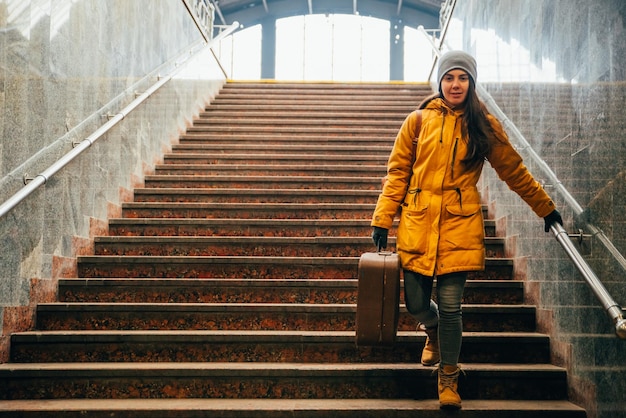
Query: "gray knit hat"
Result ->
[[437, 50, 477, 85]]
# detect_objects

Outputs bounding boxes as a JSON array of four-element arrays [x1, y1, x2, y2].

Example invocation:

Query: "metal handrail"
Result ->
[[418, 27, 626, 339], [0, 21, 239, 221], [181, 0, 215, 43], [552, 223, 626, 339], [425, 0, 457, 81]]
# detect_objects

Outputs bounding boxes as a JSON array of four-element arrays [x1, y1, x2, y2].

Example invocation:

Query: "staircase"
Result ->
[[0, 82, 587, 417]]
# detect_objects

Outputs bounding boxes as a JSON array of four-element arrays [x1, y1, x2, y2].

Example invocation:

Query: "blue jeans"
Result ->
[[403, 269, 467, 366]]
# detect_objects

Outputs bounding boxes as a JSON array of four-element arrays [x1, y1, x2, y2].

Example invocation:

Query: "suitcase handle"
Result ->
[[377, 243, 394, 255]]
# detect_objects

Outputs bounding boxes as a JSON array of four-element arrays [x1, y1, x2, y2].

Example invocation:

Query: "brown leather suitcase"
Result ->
[[355, 251, 401, 346]]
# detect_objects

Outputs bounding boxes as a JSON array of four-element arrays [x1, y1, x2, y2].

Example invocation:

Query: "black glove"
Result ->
[[372, 227, 389, 250], [544, 209, 563, 232]]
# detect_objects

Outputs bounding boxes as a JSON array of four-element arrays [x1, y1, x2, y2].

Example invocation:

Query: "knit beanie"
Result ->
[[437, 50, 477, 86]]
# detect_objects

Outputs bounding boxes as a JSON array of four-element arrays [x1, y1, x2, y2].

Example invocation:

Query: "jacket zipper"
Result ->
[[451, 137, 459, 180], [439, 112, 446, 143]]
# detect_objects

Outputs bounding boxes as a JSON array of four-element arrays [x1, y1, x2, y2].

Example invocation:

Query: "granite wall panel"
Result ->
[[0, 0, 225, 361], [446, 1, 626, 417]]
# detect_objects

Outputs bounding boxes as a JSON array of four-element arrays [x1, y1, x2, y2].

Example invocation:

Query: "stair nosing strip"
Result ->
[[0, 399, 586, 413], [77, 255, 513, 265], [58, 278, 519, 287], [12, 330, 549, 344], [0, 362, 568, 376], [107, 218, 375, 225], [36, 302, 534, 313]]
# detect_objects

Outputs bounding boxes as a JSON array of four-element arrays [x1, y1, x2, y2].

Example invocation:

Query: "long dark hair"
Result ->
[[418, 78, 492, 170]]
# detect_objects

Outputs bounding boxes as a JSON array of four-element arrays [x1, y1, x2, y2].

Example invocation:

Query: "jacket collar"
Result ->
[[426, 97, 464, 117]]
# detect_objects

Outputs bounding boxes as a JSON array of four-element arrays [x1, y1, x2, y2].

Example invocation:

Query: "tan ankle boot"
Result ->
[[438, 365, 462, 409], [418, 324, 440, 366]]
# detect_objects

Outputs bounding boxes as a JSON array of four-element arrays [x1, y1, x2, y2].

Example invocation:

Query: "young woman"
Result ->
[[371, 50, 562, 409]]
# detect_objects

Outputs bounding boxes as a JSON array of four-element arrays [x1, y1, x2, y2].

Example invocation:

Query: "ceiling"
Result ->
[[209, 0, 442, 30]]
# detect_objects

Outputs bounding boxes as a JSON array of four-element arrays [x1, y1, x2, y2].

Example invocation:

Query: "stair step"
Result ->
[[153, 163, 387, 176], [92, 236, 379, 257], [0, 398, 587, 418], [92, 236, 505, 258], [120, 202, 378, 219], [200, 102, 417, 112], [142, 175, 384, 190], [131, 188, 380, 203], [212, 90, 420, 98], [210, 93, 420, 103], [35, 302, 535, 332], [10, 331, 550, 364], [207, 98, 418, 107], [170, 143, 392, 154], [177, 133, 395, 146], [90, 236, 377, 257], [162, 153, 389, 165], [76, 255, 514, 280], [108, 218, 383, 237], [0, 363, 569, 401], [214, 89, 424, 98], [192, 117, 404, 127], [199, 109, 413, 118], [183, 125, 398, 135], [219, 81, 430, 90], [217, 83, 432, 94], [58, 278, 522, 304], [107, 218, 497, 238]]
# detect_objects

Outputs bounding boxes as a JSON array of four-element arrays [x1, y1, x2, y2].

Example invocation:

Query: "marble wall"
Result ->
[[0, 0, 225, 360], [445, 1, 626, 417]]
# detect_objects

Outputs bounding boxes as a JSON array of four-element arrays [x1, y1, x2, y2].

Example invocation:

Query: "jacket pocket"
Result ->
[[440, 203, 484, 251], [396, 205, 429, 255]]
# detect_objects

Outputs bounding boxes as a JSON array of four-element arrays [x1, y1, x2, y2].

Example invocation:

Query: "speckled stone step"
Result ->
[[183, 124, 398, 136], [34, 302, 535, 333], [217, 82, 431, 94], [92, 236, 505, 258], [0, 363, 568, 401], [107, 218, 382, 237], [92, 236, 376, 257], [170, 143, 392, 155], [57, 278, 522, 304], [76, 255, 514, 280], [120, 202, 378, 220], [132, 188, 380, 203], [142, 175, 384, 190], [199, 102, 417, 112], [162, 152, 389, 165], [106, 218, 498, 238], [0, 398, 588, 418], [10, 331, 549, 364], [152, 163, 387, 176], [205, 97, 419, 107], [209, 95, 423, 107], [197, 109, 411, 120], [177, 135, 392, 147], [191, 117, 402, 128]]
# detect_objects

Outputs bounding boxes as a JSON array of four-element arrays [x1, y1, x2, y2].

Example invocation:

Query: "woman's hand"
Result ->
[[543, 209, 563, 232], [372, 227, 389, 250]]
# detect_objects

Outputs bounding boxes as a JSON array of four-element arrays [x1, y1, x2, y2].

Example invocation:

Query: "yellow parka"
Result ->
[[372, 98, 556, 276]]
